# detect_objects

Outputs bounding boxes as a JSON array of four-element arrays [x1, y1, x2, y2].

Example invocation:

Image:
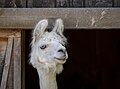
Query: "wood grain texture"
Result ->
[[85, 0, 112, 7], [0, 38, 7, 84], [95, 0, 112, 7], [21, 31, 25, 89], [0, 30, 21, 38], [0, 37, 13, 89], [14, 37, 21, 89], [0, 8, 120, 29], [85, 0, 96, 7], [114, 0, 120, 7], [32, 0, 55, 7], [6, 53, 14, 89], [56, 0, 69, 7], [15, 0, 23, 7], [4, 0, 17, 7], [69, 0, 84, 7], [0, 0, 120, 7], [0, 0, 4, 7]]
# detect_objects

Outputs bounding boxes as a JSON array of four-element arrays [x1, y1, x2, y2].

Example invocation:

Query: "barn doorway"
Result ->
[[25, 29, 120, 89]]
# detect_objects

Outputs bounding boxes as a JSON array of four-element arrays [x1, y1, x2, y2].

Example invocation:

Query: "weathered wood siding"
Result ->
[[0, 0, 120, 7], [0, 30, 21, 89], [0, 8, 120, 29], [0, 38, 7, 84]]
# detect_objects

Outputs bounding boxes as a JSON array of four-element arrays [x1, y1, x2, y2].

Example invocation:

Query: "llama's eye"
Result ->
[[61, 43, 65, 47], [40, 45, 47, 49]]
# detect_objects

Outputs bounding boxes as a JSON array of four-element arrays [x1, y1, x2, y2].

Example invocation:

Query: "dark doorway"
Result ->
[[25, 29, 120, 89]]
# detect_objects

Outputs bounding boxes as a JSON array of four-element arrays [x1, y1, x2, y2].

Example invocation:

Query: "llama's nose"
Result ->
[[58, 48, 66, 54], [58, 49, 64, 53]]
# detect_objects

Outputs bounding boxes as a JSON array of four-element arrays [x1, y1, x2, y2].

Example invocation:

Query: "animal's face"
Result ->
[[37, 31, 68, 64], [30, 19, 68, 68]]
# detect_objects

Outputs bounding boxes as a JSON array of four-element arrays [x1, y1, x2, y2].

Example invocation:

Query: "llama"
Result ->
[[30, 19, 68, 89]]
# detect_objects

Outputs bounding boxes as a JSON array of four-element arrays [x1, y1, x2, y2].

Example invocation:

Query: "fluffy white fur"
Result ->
[[30, 19, 68, 89]]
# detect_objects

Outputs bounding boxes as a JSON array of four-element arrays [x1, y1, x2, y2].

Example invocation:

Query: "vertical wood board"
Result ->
[[14, 37, 21, 89], [114, 0, 120, 7], [56, 0, 69, 7], [6, 53, 14, 89], [85, 0, 113, 7], [0, 37, 13, 89], [69, 0, 85, 7], [32, 0, 55, 7], [21, 31, 25, 89], [0, 38, 8, 84], [0, 0, 4, 7]]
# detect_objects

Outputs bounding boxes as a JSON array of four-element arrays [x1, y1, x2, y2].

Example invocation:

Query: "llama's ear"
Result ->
[[33, 19, 48, 42], [53, 19, 64, 35]]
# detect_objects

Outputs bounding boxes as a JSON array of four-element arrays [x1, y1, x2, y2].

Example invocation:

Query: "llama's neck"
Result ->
[[37, 68, 57, 89]]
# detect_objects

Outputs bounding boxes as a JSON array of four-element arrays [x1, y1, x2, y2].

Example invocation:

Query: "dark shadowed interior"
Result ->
[[25, 30, 120, 89]]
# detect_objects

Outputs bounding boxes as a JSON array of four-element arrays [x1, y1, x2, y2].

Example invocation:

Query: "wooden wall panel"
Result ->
[[32, 0, 55, 8], [95, 0, 112, 7], [4, 0, 17, 7], [56, 0, 85, 7], [15, 0, 24, 7], [0, 30, 21, 89], [0, 38, 8, 84], [3, 0, 25, 7], [14, 38, 21, 89], [56, 0, 69, 7], [6, 53, 14, 89], [114, 0, 120, 7], [0, 0, 120, 7], [21, 0, 26, 7], [0, 38, 13, 89], [70, 0, 85, 7], [0, 0, 4, 7], [85, 0, 96, 7], [85, 0, 112, 7]]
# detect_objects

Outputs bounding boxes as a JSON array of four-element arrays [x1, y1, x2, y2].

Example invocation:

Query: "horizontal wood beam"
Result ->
[[0, 8, 120, 29]]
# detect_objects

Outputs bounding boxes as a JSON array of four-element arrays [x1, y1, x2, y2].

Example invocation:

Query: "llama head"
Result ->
[[30, 19, 68, 74]]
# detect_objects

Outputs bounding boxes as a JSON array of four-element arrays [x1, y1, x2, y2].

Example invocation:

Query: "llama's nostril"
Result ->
[[58, 49, 64, 53]]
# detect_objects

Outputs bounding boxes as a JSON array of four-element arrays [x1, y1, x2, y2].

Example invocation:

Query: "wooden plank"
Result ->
[[56, 0, 69, 7], [0, 8, 120, 29], [31, 0, 55, 7], [4, 0, 17, 7], [69, 0, 84, 7], [27, 0, 32, 8], [6, 52, 14, 89], [21, 0, 26, 7], [0, 38, 7, 84], [4, 0, 24, 7], [21, 31, 25, 89], [0, 0, 4, 7], [15, 0, 23, 7], [85, 0, 112, 7], [0, 37, 13, 89], [95, 0, 112, 7], [114, 0, 120, 7], [85, 0, 96, 7], [0, 30, 21, 38], [14, 37, 21, 89]]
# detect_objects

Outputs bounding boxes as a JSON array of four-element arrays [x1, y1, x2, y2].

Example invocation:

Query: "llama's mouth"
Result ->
[[55, 57, 66, 61], [54, 57, 67, 64]]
